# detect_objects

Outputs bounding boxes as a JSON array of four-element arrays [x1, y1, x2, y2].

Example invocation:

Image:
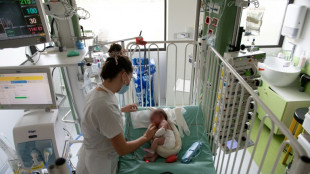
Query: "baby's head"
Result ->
[[150, 109, 168, 126], [108, 43, 126, 57]]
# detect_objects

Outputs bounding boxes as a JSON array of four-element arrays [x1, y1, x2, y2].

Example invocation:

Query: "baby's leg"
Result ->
[[150, 137, 165, 151], [143, 137, 165, 161]]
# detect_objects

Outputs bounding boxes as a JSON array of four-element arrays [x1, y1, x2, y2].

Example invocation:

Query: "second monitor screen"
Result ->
[[0, 72, 53, 105]]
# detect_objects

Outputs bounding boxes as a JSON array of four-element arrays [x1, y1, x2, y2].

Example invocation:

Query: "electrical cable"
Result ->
[[23, 46, 41, 65], [47, 0, 90, 20], [77, 7, 90, 20], [47, 0, 75, 20], [80, 25, 85, 37], [36, 43, 46, 52], [50, 18, 55, 35], [22, 43, 54, 65], [33, 52, 42, 64], [52, 67, 57, 77]]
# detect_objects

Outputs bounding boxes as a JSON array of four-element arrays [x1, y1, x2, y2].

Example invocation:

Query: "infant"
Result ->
[[143, 109, 176, 162]]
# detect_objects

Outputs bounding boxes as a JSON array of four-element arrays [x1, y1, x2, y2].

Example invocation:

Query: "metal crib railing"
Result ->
[[126, 40, 199, 107], [88, 38, 200, 108], [201, 46, 309, 174]]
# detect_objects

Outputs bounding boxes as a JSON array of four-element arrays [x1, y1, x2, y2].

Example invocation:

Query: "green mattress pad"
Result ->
[[118, 105, 216, 174]]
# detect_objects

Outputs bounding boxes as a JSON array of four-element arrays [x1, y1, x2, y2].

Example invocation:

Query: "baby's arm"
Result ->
[[159, 120, 169, 129], [155, 120, 169, 137]]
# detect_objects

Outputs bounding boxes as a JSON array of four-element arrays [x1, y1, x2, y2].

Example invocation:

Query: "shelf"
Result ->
[[22, 48, 88, 67], [267, 82, 310, 102]]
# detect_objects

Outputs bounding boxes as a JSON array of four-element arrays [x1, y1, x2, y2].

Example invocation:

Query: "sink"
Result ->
[[257, 57, 301, 87]]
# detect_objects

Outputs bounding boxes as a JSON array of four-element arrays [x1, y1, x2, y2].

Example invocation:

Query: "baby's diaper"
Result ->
[[163, 130, 175, 149]]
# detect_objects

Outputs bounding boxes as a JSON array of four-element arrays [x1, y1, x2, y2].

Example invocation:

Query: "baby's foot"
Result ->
[[148, 153, 158, 162], [144, 152, 154, 159], [143, 152, 154, 162]]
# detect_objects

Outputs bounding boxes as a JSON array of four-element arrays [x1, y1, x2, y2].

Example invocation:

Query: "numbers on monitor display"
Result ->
[[29, 18, 36, 24], [26, 16, 41, 25], [28, 26, 44, 34], [26, 8, 38, 15], [0, 0, 48, 46], [20, 0, 35, 5]]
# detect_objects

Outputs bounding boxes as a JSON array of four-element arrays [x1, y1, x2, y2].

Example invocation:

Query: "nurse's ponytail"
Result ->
[[100, 55, 133, 80]]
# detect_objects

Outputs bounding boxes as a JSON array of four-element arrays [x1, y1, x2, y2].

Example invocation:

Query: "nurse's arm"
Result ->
[[110, 125, 156, 156]]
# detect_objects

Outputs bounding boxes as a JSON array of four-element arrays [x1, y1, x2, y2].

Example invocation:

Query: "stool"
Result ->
[[282, 108, 307, 164]]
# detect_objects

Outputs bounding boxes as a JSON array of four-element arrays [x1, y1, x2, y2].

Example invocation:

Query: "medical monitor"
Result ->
[[0, 0, 50, 48], [0, 66, 56, 110]]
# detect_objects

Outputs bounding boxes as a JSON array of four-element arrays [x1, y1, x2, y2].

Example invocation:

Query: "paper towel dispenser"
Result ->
[[281, 4, 307, 39]]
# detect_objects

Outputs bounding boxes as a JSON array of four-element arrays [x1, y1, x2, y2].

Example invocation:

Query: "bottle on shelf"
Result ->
[[84, 63, 95, 94], [250, 39, 255, 52], [298, 51, 307, 68]]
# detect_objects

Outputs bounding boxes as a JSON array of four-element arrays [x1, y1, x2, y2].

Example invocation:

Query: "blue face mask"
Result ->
[[117, 73, 130, 94], [118, 84, 129, 94]]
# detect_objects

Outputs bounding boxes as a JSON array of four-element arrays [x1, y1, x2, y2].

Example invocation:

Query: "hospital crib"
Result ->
[[115, 40, 309, 174]]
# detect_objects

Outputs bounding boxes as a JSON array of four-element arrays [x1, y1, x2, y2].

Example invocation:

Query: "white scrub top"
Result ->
[[76, 84, 123, 174]]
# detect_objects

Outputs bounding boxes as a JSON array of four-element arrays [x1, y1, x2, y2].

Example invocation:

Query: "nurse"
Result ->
[[76, 53, 157, 174]]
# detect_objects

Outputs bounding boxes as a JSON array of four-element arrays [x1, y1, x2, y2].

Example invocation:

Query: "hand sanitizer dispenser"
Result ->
[[281, 4, 307, 39]]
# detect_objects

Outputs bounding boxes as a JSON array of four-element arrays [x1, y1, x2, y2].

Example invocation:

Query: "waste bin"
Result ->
[[132, 58, 156, 106]]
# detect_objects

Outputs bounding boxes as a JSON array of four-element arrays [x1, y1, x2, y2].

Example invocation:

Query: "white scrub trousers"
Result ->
[[76, 145, 118, 174]]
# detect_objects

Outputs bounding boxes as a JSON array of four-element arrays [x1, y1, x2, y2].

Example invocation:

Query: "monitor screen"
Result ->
[[0, 67, 56, 109], [0, 0, 50, 48]]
